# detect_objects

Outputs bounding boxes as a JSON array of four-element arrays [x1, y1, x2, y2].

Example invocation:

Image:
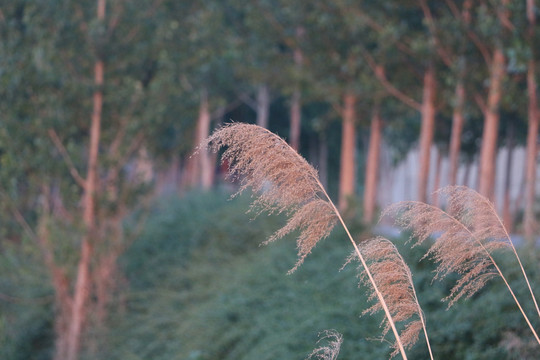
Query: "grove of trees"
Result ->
[[1, 0, 539, 359]]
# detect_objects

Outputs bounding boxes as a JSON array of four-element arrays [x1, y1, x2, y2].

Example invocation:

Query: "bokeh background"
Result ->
[[1, 1, 540, 359]]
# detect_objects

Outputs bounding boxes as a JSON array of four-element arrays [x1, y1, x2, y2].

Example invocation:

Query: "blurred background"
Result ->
[[1, 0, 540, 359]]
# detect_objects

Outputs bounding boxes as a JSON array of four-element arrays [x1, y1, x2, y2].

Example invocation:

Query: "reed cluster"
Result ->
[[203, 123, 540, 359]]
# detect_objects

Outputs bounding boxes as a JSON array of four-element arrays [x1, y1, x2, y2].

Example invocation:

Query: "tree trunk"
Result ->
[[256, 84, 270, 128], [319, 132, 328, 190], [418, 65, 436, 203], [524, 0, 538, 242], [197, 89, 213, 189], [503, 125, 515, 233], [339, 93, 356, 211], [449, 80, 465, 185], [478, 48, 505, 199], [432, 149, 443, 208], [65, 2, 106, 360], [290, 88, 301, 150], [363, 107, 382, 223], [290, 26, 304, 150], [463, 159, 472, 187]]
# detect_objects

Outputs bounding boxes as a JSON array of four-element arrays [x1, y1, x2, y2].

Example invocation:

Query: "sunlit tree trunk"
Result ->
[[339, 93, 356, 211], [363, 106, 382, 223], [418, 65, 436, 203], [478, 48, 505, 199], [65, 2, 106, 360], [449, 80, 465, 185], [525, 0, 538, 242]]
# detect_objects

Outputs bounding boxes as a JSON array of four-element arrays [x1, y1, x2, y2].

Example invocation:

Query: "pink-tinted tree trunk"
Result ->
[[418, 65, 436, 203], [478, 48, 505, 199], [432, 150, 443, 208], [449, 80, 465, 185], [503, 126, 515, 232], [339, 93, 357, 211], [524, 0, 538, 241], [363, 107, 382, 223], [197, 89, 213, 189], [65, 2, 106, 360]]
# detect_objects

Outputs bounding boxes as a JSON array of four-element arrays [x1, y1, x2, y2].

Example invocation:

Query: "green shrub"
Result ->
[[97, 189, 540, 359]]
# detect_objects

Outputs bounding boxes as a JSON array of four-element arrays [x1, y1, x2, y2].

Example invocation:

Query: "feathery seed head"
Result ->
[[383, 185, 511, 307], [345, 237, 425, 357], [202, 123, 337, 272], [306, 330, 343, 360]]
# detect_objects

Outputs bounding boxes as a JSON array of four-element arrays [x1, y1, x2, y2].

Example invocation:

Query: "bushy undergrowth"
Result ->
[[0, 237, 54, 360], [1, 189, 539, 359], [99, 190, 540, 360]]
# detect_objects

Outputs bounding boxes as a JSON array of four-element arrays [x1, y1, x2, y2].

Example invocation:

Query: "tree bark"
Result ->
[[524, 0, 538, 242], [290, 88, 301, 150], [449, 80, 465, 185], [503, 125, 515, 233], [478, 48, 505, 199], [319, 131, 328, 190], [290, 27, 304, 150], [339, 93, 357, 211], [463, 159, 472, 187], [256, 84, 270, 128], [197, 89, 213, 189], [363, 107, 382, 223], [418, 65, 436, 203], [65, 2, 106, 360], [432, 149, 443, 208]]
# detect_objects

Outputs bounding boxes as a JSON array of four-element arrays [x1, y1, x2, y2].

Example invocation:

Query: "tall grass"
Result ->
[[101, 187, 540, 359], [203, 123, 431, 359], [384, 186, 540, 345], [202, 123, 540, 359]]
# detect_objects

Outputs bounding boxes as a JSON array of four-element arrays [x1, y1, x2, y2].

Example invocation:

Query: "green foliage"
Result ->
[[2, 190, 539, 359], [92, 191, 540, 359], [0, 238, 54, 360], [94, 190, 387, 359]]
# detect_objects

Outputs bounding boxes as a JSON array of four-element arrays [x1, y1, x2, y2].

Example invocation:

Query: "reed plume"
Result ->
[[203, 123, 336, 272], [203, 123, 410, 359], [384, 185, 540, 345], [306, 330, 343, 360], [344, 237, 433, 359]]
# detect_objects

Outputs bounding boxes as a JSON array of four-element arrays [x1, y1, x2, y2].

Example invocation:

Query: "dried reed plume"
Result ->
[[203, 123, 337, 272], [384, 185, 540, 345], [344, 237, 433, 359], [203, 123, 410, 359], [306, 330, 343, 360]]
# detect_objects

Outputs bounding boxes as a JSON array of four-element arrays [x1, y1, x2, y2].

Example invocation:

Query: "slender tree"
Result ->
[[363, 104, 383, 223], [339, 93, 357, 211], [524, 0, 539, 241], [67, 1, 106, 358], [357, 1, 437, 203]]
